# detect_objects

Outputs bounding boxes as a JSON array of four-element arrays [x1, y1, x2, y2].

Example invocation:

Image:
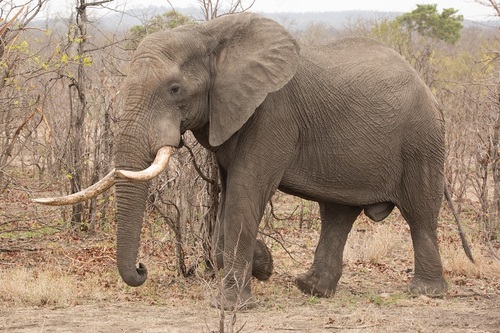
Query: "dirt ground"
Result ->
[[1, 274, 499, 333], [1, 295, 498, 333]]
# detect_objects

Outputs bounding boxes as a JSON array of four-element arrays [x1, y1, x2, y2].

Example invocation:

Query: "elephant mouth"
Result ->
[[33, 146, 173, 206]]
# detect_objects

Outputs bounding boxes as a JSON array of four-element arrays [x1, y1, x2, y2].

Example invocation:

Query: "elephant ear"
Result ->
[[204, 13, 300, 147]]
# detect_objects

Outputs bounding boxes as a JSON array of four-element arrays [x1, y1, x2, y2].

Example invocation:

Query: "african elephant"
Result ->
[[36, 12, 454, 309]]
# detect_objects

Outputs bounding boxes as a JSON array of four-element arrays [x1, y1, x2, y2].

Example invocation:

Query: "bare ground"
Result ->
[[1, 274, 499, 333]]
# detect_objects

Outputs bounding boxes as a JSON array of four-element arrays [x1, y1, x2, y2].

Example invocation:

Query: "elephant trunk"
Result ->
[[115, 179, 149, 286], [114, 111, 171, 287]]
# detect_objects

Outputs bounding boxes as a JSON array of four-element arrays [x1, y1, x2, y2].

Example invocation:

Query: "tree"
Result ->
[[22, 0, 140, 231], [0, 1, 49, 184], [196, 0, 256, 20], [397, 4, 464, 45], [469, 0, 500, 241], [128, 11, 194, 49], [298, 22, 336, 45], [64, 0, 113, 229], [369, 5, 463, 86], [425, 2, 500, 243]]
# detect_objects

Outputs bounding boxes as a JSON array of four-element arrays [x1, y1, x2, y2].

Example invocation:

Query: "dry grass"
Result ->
[[441, 239, 500, 285], [344, 218, 412, 265], [0, 266, 79, 307]]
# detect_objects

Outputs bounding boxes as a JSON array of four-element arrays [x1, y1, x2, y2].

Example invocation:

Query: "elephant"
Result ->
[[35, 12, 471, 309]]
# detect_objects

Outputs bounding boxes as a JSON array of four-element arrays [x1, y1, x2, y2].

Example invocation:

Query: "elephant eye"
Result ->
[[170, 84, 181, 95]]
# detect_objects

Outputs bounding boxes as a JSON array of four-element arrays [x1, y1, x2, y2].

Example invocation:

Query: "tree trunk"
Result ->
[[203, 150, 220, 268], [489, 92, 500, 240]]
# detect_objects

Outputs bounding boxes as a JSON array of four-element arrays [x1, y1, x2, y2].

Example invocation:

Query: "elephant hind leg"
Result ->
[[404, 220, 448, 295], [212, 237, 274, 281], [296, 203, 362, 297], [398, 165, 447, 295], [404, 214, 448, 295]]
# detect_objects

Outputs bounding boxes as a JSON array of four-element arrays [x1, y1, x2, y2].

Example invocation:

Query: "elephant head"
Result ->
[[34, 13, 300, 287]]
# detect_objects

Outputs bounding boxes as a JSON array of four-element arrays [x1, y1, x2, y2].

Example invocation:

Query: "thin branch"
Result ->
[[269, 199, 299, 221], [77, 0, 113, 10], [474, 0, 500, 17], [184, 143, 216, 184], [258, 229, 301, 264]]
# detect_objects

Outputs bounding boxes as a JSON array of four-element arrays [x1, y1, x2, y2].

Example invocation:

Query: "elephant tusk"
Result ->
[[32, 147, 173, 206], [33, 169, 116, 206], [115, 146, 173, 181]]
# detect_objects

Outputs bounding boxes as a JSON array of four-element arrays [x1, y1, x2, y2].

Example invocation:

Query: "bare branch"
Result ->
[[196, 0, 256, 20], [474, 0, 500, 17], [184, 143, 217, 184]]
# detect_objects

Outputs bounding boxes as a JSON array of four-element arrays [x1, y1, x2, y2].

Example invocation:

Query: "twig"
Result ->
[[183, 142, 217, 185], [324, 323, 380, 330], [258, 230, 301, 265], [0, 247, 38, 253], [486, 238, 500, 261], [269, 199, 299, 221]]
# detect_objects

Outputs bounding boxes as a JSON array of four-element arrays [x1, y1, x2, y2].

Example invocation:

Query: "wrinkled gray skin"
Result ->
[[115, 13, 446, 309]]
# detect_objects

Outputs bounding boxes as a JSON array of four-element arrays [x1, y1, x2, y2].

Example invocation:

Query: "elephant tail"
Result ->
[[444, 182, 475, 263]]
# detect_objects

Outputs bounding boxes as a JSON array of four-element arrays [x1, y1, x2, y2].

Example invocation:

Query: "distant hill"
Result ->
[[263, 11, 399, 30], [93, 6, 498, 31], [34, 6, 498, 33], [89, 6, 400, 31]]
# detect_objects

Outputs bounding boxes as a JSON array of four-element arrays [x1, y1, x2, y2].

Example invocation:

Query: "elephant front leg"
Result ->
[[210, 182, 273, 283], [217, 212, 259, 309], [296, 203, 361, 297], [211, 136, 293, 309], [213, 183, 275, 310]]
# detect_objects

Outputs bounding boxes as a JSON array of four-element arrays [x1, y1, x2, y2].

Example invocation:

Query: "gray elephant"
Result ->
[[36, 13, 458, 309]]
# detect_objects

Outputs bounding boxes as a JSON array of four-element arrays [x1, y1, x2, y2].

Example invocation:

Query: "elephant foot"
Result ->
[[295, 270, 339, 297], [408, 276, 448, 296], [210, 289, 258, 310], [252, 239, 273, 281]]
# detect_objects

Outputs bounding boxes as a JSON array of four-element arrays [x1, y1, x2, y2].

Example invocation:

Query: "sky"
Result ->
[[42, 0, 497, 21]]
